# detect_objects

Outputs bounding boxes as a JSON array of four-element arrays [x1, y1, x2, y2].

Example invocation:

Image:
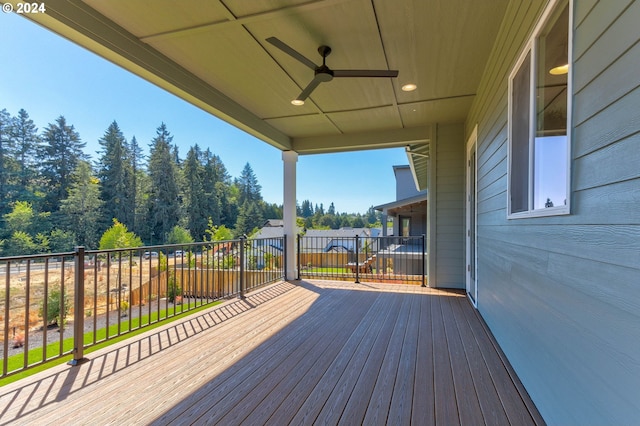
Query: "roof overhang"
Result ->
[[5, 0, 510, 181], [374, 191, 428, 217]]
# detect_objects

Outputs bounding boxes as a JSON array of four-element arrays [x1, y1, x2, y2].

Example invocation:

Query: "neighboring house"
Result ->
[[21, 0, 640, 423], [248, 219, 298, 269], [300, 227, 379, 254], [374, 165, 427, 237], [250, 219, 288, 240]]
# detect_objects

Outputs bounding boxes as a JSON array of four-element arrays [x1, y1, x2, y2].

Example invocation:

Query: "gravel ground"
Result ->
[[2, 299, 184, 360]]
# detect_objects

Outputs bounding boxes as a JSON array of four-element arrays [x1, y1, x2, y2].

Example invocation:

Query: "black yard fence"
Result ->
[[0, 237, 284, 378], [297, 234, 426, 286]]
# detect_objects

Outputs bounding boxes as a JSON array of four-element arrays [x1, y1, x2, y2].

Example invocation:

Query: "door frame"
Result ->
[[466, 125, 478, 307]]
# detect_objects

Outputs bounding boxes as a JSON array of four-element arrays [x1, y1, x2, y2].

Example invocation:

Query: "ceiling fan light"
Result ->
[[402, 83, 417, 92], [549, 64, 569, 75], [291, 99, 305, 106]]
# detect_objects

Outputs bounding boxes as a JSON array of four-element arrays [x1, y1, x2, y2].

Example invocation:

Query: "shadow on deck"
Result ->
[[0, 280, 544, 425]]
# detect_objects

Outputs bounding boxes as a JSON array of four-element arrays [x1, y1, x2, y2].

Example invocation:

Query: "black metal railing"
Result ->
[[297, 234, 426, 286], [0, 237, 284, 378]]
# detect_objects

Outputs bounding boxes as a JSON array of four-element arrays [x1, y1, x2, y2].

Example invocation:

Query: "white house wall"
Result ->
[[466, 0, 640, 424]]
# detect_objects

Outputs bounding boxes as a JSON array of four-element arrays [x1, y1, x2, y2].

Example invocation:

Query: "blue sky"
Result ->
[[0, 12, 408, 214]]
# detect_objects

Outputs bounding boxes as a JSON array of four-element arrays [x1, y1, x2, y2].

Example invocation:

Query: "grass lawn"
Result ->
[[0, 300, 220, 387], [304, 267, 379, 274], [305, 267, 351, 274]]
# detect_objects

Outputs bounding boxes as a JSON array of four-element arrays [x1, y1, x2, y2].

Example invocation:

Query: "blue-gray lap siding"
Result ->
[[434, 123, 466, 289], [465, 0, 640, 424]]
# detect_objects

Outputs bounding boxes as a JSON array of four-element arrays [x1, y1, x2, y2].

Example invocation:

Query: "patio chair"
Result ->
[[346, 254, 376, 273]]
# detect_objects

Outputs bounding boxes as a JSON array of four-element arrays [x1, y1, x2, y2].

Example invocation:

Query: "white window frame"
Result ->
[[507, 0, 573, 219]]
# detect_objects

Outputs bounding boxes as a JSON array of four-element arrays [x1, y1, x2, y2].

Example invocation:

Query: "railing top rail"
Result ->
[[84, 240, 245, 256], [0, 252, 76, 262]]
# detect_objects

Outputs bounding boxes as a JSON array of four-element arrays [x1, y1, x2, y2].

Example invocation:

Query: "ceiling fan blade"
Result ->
[[296, 76, 323, 102], [266, 37, 318, 70], [333, 69, 399, 78]]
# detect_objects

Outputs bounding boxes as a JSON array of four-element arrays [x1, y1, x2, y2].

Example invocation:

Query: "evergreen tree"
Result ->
[[235, 201, 264, 237], [203, 150, 233, 227], [366, 206, 378, 225], [262, 202, 282, 220], [183, 145, 208, 240], [48, 229, 76, 253], [60, 161, 104, 248], [128, 135, 145, 235], [39, 116, 86, 212], [328, 202, 336, 216], [97, 121, 134, 229], [0, 109, 14, 214], [300, 200, 313, 218], [171, 144, 181, 165], [352, 215, 365, 228], [11, 109, 39, 188], [236, 162, 262, 206], [6, 109, 41, 211], [234, 163, 264, 234], [146, 123, 180, 244]]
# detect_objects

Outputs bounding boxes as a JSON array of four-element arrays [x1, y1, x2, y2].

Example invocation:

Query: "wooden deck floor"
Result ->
[[0, 280, 544, 425]]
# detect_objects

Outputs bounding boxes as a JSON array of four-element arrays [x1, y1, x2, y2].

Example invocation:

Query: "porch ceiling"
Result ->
[[14, 0, 508, 180]]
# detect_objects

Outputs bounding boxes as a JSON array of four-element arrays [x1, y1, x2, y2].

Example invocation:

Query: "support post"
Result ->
[[69, 246, 87, 366], [282, 150, 298, 280]]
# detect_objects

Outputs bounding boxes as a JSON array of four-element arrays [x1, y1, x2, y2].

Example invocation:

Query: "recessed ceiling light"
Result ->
[[402, 83, 417, 92], [549, 64, 569, 75], [291, 99, 305, 106]]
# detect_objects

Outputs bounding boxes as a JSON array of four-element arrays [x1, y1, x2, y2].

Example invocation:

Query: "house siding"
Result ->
[[434, 123, 465, 289], [466, 0, 640, 424]]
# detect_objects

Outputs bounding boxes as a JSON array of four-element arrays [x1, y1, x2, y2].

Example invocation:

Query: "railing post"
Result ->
[[355, 235, 360, 284], [69, 246, 87, 366], [239, 236, 245, 299], [296, 234, 300, 280], [421, 234, 426, 287], [283, 234, 288, 281]]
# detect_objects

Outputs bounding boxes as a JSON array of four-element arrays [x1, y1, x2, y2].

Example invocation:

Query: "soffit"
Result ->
[[16, 0, 509, 179]]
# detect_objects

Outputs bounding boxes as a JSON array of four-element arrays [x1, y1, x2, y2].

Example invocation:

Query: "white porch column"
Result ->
[[282, 150, 298, 280], [381, 210, 388, 236]]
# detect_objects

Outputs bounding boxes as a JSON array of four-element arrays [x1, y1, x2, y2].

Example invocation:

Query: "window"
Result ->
[[400, 216, 411, 237], [508, 0, 571, 217]]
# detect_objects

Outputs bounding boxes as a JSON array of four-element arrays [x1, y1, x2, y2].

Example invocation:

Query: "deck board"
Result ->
[[433, 291, 460, 424], [411, 291, 436, 425], [450, 297, 510, 425], [0, 280, 544, 425]]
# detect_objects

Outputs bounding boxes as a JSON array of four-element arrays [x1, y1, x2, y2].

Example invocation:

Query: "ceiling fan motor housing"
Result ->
[[315, 65, 334, 81]]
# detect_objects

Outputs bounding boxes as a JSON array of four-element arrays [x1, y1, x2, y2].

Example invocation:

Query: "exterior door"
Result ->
[[466, 127, 478, 306]]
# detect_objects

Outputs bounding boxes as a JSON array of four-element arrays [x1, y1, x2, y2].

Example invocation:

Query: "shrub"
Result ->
[[167, 277, 181, 303], [39, 288, 70, 328]]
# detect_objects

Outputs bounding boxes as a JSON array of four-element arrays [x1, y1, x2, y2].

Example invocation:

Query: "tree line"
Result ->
[[0, 108, 381, 256]]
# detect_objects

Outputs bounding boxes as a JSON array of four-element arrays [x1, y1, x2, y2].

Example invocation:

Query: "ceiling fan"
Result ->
[[266, 37, 399, 105]]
